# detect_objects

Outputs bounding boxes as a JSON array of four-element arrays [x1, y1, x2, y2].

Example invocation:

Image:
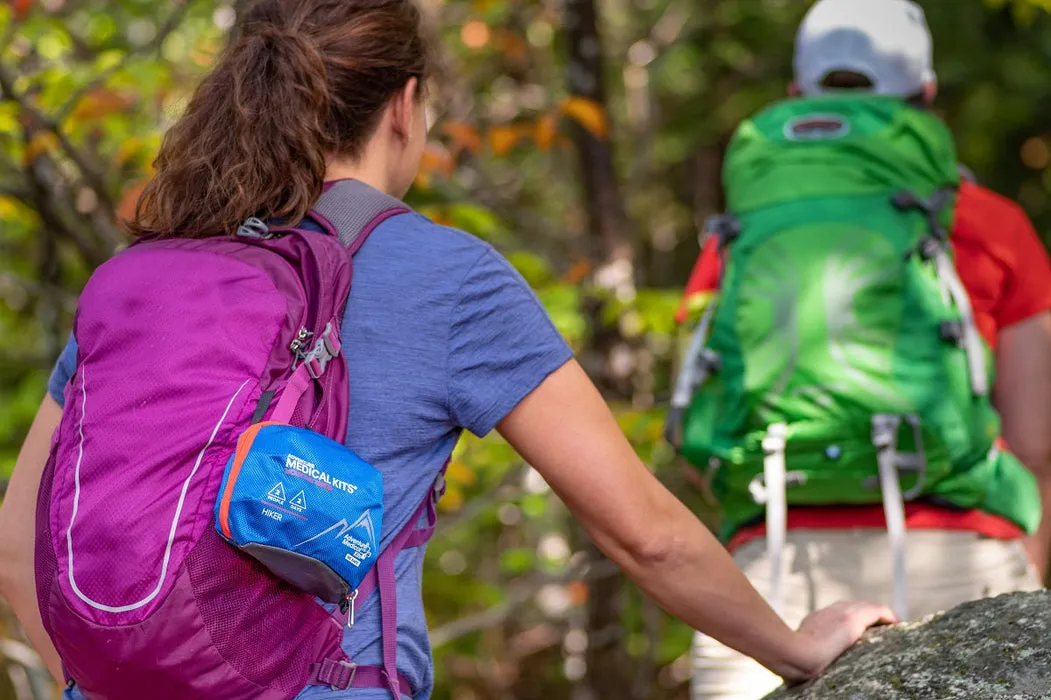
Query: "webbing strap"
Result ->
[[873, 414, 909, 620], [932, 246, 989, 397], [264, 182, 409, 427], [335, 468, 446, 698], [378, 546, 401, 698], [270, 363, 312, 424], [760, 423, 788, 616], [309, 659, 413, 697], [269, 324, 341, 424], [353, 499, 424, 609]]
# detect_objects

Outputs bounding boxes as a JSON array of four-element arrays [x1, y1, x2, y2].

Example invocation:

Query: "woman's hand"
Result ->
[[786, 601, 899, 683]]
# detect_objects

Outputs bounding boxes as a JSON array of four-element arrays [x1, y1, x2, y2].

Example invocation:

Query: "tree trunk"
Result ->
[[561, 1, 636, 698]]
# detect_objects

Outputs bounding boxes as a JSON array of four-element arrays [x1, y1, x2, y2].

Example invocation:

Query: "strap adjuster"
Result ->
[[318, 660, 357, 690], [336, 661, 358, 690], [323, 324, 342, 357], [306, 356, 325, 380]]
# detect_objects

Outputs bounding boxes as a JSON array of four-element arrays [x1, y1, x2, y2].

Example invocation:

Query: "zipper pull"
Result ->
[[289, 327, 313, 357], [341, 590, 359, 629]]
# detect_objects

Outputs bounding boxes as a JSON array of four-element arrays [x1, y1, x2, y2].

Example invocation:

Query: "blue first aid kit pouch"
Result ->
[[215, 422, 384, 604]]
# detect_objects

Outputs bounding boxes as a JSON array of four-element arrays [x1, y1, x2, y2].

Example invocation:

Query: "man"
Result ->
[[677, 1, 1051, 698]]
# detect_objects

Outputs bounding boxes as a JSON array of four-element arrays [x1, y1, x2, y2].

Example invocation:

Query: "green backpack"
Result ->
[[668, 95, 1040, 544]]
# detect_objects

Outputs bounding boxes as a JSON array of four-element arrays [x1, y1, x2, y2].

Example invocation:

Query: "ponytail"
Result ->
[[131, 0, 431, 238]]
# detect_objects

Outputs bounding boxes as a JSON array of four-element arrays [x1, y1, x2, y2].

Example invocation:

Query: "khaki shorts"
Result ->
[[691, 529, 1044, 700]]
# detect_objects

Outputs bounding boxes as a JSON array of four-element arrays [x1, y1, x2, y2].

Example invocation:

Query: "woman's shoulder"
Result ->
[[364, 212, 505, 279]]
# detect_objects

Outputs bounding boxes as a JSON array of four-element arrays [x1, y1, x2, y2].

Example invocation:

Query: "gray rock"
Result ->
[[763, 591, 1051, 700]]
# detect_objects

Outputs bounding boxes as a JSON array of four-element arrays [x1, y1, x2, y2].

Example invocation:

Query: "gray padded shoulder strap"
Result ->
[[310, 179, 411, 252]]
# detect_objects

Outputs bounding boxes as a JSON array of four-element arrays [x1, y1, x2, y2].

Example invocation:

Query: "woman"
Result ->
[[0, 0, 894, 698]]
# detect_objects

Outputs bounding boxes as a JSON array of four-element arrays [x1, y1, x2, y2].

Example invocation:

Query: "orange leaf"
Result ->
[[533, 113, 557, 150], [566, 581, 589, 606], [418, 142, 454, 177], [70, 89, 134, 123], [22, 132, 58, 164], [427, 208, 452, 227], [413, 171, 433, 191], [493, 29, 529, 63], [117, 180, 148, 223], [441, 121, 483, 154], [487, 125, 522, 156], [12, 0, 32, 20], [560, 96, 609, 139], [460, 20, 490, 49], [561, 259, 592, 284]]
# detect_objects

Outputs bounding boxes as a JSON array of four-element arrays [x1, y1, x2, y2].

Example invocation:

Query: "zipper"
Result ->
[[289, 326, 314, 361], [340, 589, 359, 628]]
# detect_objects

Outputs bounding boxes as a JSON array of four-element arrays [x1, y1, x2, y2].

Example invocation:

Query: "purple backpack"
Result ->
[[35, 181, 443, 700]]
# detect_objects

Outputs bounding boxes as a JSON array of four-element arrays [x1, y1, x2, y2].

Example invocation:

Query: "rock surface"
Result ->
[[763, 591, 1051, 700]]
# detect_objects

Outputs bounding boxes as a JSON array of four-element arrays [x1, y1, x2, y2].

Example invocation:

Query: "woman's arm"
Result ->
[[0, 396, 64, 681], [498, 360, 894, 681]]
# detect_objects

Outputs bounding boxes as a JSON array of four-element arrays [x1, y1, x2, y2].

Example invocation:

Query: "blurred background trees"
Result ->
[[2, 0, 1050, 698]]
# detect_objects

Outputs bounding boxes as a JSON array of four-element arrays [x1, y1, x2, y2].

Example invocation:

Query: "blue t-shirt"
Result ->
[[50, 211, 573, 699]]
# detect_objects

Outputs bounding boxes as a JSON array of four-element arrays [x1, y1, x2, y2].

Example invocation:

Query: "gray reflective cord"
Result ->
[[670, 300, 719, 411], [311, 180, 409, 250], [237, 217, 270, 239], [666, 299, 720, 446], [900, 415, 927, 500], [873, 414, 908, 621], [760, 422, 789, 616], [893, 187, 988, 397], [932, 246, 989, 396]]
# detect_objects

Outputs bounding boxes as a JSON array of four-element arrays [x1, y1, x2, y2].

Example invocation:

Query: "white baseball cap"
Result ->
[[794, 0, 936, 98]]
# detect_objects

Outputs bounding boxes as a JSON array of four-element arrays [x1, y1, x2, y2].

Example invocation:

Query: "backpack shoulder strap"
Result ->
[[309, 179, 412, 254]]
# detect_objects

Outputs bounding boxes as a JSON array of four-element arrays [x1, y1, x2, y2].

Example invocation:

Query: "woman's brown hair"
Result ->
[[131, 0, 431, 238]]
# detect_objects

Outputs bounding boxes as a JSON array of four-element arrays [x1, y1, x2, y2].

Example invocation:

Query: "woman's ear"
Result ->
[[390, 77, 420, 143], [787, 81, 801, 97]]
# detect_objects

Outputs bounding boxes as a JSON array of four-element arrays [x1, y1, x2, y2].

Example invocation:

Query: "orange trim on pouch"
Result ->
[[219, 421, 279, 540]]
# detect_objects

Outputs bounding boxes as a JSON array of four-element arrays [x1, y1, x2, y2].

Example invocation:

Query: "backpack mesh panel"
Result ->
[[186, 528, 339, 693], [35, 455, 58, 641]]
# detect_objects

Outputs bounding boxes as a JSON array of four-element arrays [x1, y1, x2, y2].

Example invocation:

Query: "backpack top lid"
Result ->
[[723, 94, 960, 214]]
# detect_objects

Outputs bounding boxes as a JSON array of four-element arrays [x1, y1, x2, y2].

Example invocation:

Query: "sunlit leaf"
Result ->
[[533, 112, 557, 150], [498, 547, 535, 575], [561, 259, 592, 284], [22, 131, 58, 164], [505, 250, 555, 287], [443, 202, 511, 244], [446, 460, 478, 487], [566, 581, 589, 606], [117, 180, 147, 223], [70, 89, 135, 123], [441, 120, 483, 154], [560, 96, 609, 139], [438, 485, 464, 513], [13, 0, 32, 22], [487, 124, 523, 156]]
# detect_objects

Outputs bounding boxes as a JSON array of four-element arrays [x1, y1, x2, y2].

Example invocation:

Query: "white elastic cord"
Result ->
[[933, 247, 988, 397], [873, 414, 909, 621], [761, 422, 788, 616]]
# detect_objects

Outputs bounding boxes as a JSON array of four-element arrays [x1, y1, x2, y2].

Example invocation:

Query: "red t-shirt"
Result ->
[[677, 181, 1051, 550]]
